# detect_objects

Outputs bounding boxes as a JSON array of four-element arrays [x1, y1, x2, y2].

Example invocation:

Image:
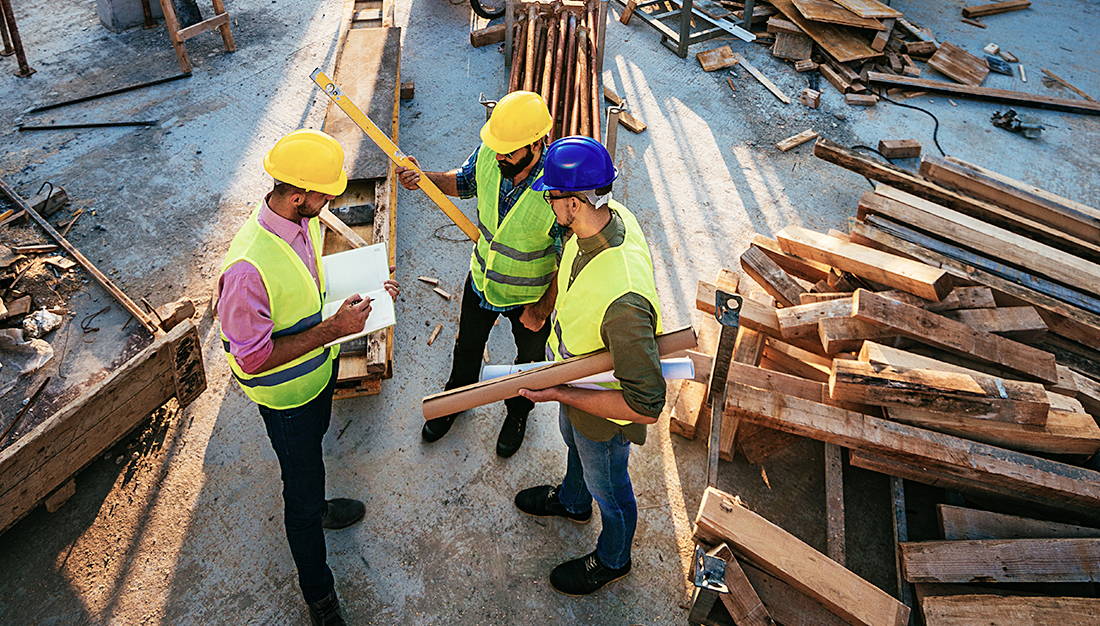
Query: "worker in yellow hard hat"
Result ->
[[397, 90, 562, 457], [217, 129, 400, 625]]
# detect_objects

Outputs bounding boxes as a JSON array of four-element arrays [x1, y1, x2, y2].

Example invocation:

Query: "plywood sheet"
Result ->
[[791, 0, 886, 30], [928, 42, 989, 86], [771, 0, 882, 63], [832, 0, 900, 18]]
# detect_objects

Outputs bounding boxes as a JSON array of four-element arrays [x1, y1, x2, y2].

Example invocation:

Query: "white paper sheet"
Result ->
[[320, 243, 395, 347], [479, 357, 696, 387]]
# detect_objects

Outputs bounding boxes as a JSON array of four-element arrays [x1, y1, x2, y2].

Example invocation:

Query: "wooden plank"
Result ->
[[741, 245, 806, 307], [866, 72, 1100, 115], [766, 16, 803, 34], [731, 53, 790, 103], [937, 504, 1100, 540], [321, 27, 401, 180], [830, 358, 1049, 424], [800, 292, 851, 304], [903, 40, 937, 57], [721, 327, 768, 458], [848, 220, 1100, 349], [928, 42, 989, 86], [791, 0, 886, 30], [870, 18, 893, 51], [774, 129, 819, 152], [711, 545, 772, 626], [845, 93, 878, 106], [1069, 369, 1100, 417], [831, 0, 900, 19], [770, 0, 882, 63], [772, 31, 813, 61], [777, 297, 853, 340], [962, 0, 1030, 18], [877, 139, 921, 159], [763, 338, 831, 382], [879, 286, 997, 312], [726, 383, 1100, 514], [777, 225, 953, 301], [694, 487, 910, 626], [899, 538, 1100, 583], [824, 443, 845, 565], [751, 234, 833, 283], [867, 185, 1100, 295], [470, 22, 506, 47], [919, 156, 1100, 246], [943, 306, 1047, 342], [852, 290, 1058, 383], [1041, 68, 1097, 102], [670, 380, 707, 440], [697, 45, 739, 71], [740, 560, 849, 626], [818, 316, 893, 353], [921, 594, 1100, 625]]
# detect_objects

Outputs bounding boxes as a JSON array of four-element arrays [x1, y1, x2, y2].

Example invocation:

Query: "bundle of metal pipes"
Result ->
[[508, 1, 601, 142]]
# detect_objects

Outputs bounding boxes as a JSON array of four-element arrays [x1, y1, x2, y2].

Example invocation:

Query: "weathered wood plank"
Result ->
[[937, 504, 1100, 540], [741, 245, 806, 307], [899, 538, 1100, 583], [866, 72, 1100, 116], [921, 594, 1100, 625]]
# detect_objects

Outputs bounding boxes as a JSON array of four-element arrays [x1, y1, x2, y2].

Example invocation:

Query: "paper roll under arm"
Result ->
[[422, 326, 698, 420], [480, 357, 696, 385]]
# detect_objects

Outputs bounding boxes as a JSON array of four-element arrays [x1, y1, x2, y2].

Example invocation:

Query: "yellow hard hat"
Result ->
[[263, 129, 348, 196], [480, 91, 553, 154]]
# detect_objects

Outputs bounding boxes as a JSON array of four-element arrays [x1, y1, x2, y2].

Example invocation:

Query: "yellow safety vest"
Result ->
[[219, 204, 339, 410], [469, 143, 558, 308], [547, 201, 663, 425]]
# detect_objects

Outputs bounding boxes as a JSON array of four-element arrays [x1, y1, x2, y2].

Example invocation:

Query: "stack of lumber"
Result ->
[[508, 0, 602, 140], [678, 137, 1100, 622], [690, 486, 910, 626]]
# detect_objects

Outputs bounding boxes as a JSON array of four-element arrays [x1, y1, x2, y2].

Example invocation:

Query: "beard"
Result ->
[[497, 147, 537, 179], [297, 197, 326, 218]]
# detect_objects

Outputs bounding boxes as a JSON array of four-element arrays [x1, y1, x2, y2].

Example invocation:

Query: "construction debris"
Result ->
[[877, 138, 921, 158], [22, 309, 62, 338]]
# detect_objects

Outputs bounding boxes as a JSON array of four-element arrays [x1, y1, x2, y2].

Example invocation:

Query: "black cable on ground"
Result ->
[[877, 92, 948, 157], [849, 145, 893, 188]]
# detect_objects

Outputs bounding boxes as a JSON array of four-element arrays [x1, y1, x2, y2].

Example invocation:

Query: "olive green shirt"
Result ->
[[563, 209, 666, 445]]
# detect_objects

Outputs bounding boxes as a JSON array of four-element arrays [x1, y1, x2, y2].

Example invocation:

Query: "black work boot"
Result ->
[[514, 485, 592, 524], [322, 498, 365, 530], [496, 407, 528, 457], [421, 413, 458, 443], [550, 551, 632, 596], [307, 590, 346, 626]]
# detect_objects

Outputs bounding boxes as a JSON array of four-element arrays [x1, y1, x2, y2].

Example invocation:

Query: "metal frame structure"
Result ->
[[0, 0, 34, 77], [610, 0, 755, 58]]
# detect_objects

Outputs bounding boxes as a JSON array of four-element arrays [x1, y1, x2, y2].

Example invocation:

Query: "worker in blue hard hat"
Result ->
[[512, 135, 667, 596]]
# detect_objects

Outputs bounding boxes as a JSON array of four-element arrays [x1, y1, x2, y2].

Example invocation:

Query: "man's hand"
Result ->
[[328, 294, 372, 337], [519, 302, 551, 332], [518, 386, 565, 404], [384, 265, 401, 299], [396, 156, 422, 190]]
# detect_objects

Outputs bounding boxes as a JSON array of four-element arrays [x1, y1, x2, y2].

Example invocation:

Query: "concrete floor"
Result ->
[[0, 0, 1098, 623]]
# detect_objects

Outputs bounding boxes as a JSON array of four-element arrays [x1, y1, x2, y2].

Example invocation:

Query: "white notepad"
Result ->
[[321, 243, 395, 347]]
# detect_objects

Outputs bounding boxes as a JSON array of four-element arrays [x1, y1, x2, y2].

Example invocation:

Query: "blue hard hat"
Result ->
[[532, 136, 618, 192]]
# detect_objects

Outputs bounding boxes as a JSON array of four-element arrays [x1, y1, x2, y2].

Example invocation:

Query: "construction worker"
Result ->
[[513, 136, 666, 596], [217, 129, 400, 625], [396, 91, 561, 457]]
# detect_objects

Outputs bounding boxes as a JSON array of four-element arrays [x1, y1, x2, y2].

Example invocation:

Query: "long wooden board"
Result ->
[[751, 234, 833, 283], [852, 290, 1058, 383], [899, 538, 1100, 583], [919, 156, 1100, 246], [937, 504, 1100, 540], [694, 487, 910, 626], [867, 72, 1100, 115], [814, 138, 1100, 261], [770, 0, 882, 63], [726, 383, 1100, 514], [922, 594, 1100, 625], [740, 560, 850, 626], [832, 0, 900, 19], [790, 0, 887, 30], [887, 405, 1100, 456], [777, 225, 952, 301]]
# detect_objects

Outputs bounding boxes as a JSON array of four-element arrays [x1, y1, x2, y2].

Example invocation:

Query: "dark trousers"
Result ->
[[258, 361, 339, 604], [445, 273, 552, 416]]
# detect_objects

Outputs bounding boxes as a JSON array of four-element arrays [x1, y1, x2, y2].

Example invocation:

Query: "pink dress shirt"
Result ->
[[218, 200, 320, 374]]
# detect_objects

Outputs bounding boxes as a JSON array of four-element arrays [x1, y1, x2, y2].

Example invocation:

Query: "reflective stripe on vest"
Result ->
[[219, 204, 338, 410], [469, 143, 558, 307], [547, 202, 663, 426]]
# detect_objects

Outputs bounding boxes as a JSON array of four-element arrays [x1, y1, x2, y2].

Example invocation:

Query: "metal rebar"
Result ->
[[576, 26, 590, 137], [17, 120, 159, 131], [0, 0, 34, 77], [588, 8, 601, 141], [548, 11, 568, 130], [24, 73, 192, 115], [523, 5, 536, 92], [508, 20, 526, 93], [560, 14, 579, 138], [530, 12, 545, 95], [540, 9, 557, 103], [0, 0, 13, 56]]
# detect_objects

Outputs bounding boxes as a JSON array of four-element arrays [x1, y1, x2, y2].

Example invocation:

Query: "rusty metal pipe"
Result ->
[[530, 12, 546, 95], [576, 26, 590, 137], [560, 14, 578, 138], [588, 13, 600, 141], [523, 5, 536, 92], [508, 20, 526, 94], [0, 0, 13, 57], [548, 11, 568, 131], [0, 0, 33, 77], [540, 9, 557, 104]]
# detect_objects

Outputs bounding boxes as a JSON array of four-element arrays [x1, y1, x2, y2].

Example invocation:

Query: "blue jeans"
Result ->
[[258, 363, 338, 604], [556, 406, 636, 569]]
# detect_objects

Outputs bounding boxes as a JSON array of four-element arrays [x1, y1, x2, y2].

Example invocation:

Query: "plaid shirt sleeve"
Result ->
[[454, 146, 480, 200], [549, 223, 566, 258]]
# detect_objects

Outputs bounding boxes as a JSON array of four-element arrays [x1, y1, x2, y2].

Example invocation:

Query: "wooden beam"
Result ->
[[732, 52, 791, 103], [943, 306, 1047, 342], [886, 404, 1100, 456], [725, 383, 1100, 514], [867, 72, 1100, 115], [777, 225, 952, 301], [751, 234, 833, 283], [818, 316, 894, 353], [851, 290, 1058, 383], [740, 560, 849, 626], [711, 544, 773, 626], [830, 358, 1049, 425], [694, 487, 910, 626], [921, 594, 1100, 624], [763, 338, 831, 382], [470, 23, 506, 47], [962, 0, 1030, 18], [741, 244, 806, 307], [777, 297, 852, 340], [918, 156, 1100, 247], [937, 504, 1100, 540], [775, 129, 819, 152], [866, 185, 1100, 294], [319, 208, 369, 248], [824, 443, 845, 565], [899, 538, 1100, 583], [880, 286, 997, 312]]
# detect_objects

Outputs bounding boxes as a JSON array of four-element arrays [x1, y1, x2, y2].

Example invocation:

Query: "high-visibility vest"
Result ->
[[469, 143, 558, 308], [547, 201, 663, 426], [219, 204, 339, 410]]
